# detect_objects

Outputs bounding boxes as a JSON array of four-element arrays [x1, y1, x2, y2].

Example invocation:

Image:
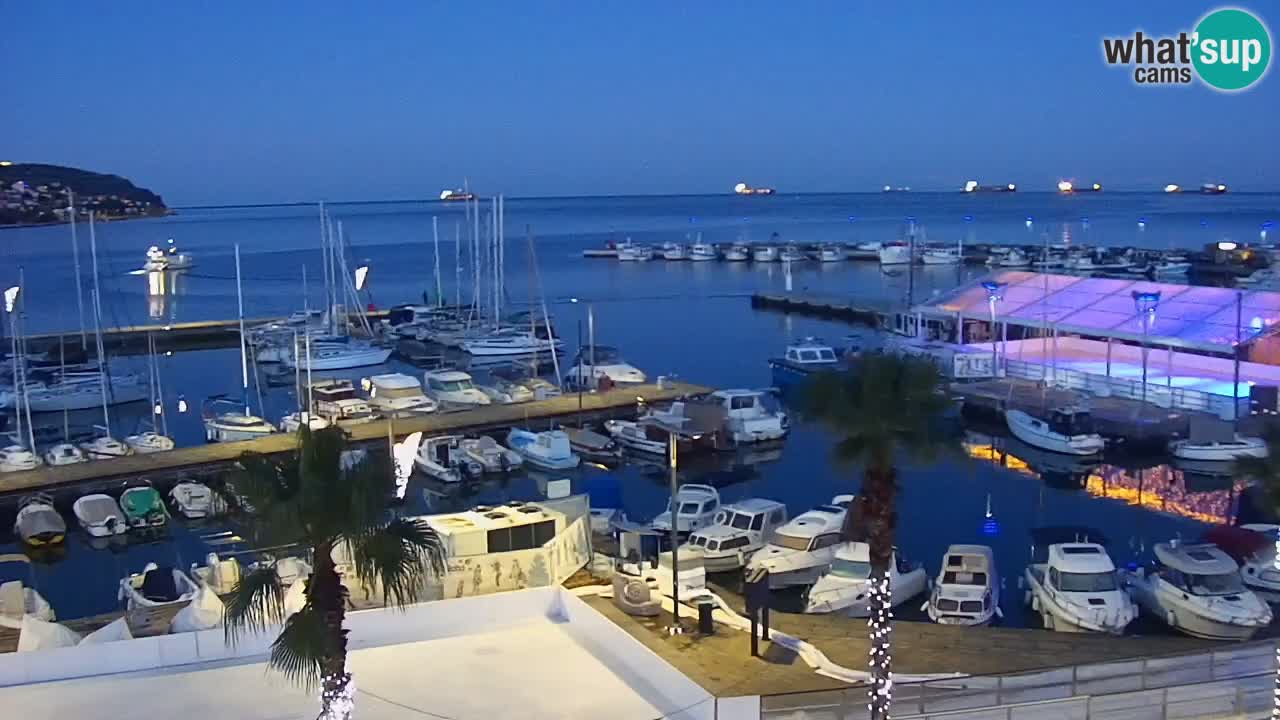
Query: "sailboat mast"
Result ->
[[432, 215, 443, 307], [235, 244, 250, 416], [68, 191, 87, 350], [91, 288, 110, 431], [153, 333, 169, 437], [454, 222, 462, 310]]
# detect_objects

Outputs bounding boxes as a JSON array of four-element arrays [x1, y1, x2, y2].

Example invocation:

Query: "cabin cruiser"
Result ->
[[709, 389, 788, 444], [651, 484, 721, 534], [14, 494, 66, 547], [561, 426, 623, 465], [1024, 527, 1136, 634], [566, 345, 647, 388], [461, 327, 562, 357], [479, 376, 536, 404], [202, 397, 277, 442], [73, 494, 127, 537], [125, 430, 175, 454], [723, 243, 751, 261], [366, 373, 439, 416], [616, 240, 655, 262], [142, 240, 194, 271], [423, 369, 491, 407], [1204, 525, 1280, 603], [813, 245, 844, 262], [603, 418, 671, 455], [308, 379, 376, 427], [689, 241, 718, 261], [877, 242, 912, 265], [286, 340, 392, 371], [745, 495, 855, 589], [1005, 407, 1104, 456], [0, 443, 41, 472], [768, 337, 842, 390], [779, 244, 807, 263], [803, 543, 927, 616], [752, 245, 779, 263], [459, 435, 524, 472], [1123, 541, 1271, 640], [80, 434, 133, 460], [43, 442, 87, 466], [505, 428, 580, 470], [1169, 435, 1267, 462], [415, 435, 482, 483], [679, 499, 788, 572], [921, 246, 961, 265], [925, 545, 1000, 626], [660, 242, 687, 261]]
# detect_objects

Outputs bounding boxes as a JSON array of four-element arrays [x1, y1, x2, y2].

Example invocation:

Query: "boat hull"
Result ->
[[290, 347, 392, 370]]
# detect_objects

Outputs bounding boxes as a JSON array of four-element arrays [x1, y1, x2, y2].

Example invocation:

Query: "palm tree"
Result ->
[[223, 426, 445, 720], [1231, 421, 1280, 720], [801, 353, 951, 720]]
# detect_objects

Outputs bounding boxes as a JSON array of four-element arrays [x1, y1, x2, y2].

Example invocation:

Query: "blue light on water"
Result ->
[[963, 215, 974, 222], [982, 518, 1000, 536], [848, 216, 857, 223]]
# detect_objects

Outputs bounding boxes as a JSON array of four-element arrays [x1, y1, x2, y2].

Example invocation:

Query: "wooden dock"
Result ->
[[750, 293, 898, 327], [0, 380, 710, 500]]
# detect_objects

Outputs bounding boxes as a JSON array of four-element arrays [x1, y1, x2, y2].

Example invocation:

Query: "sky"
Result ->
[[4, 2, 1278, 204]]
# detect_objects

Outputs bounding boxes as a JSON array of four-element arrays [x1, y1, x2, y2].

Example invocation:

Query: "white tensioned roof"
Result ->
[[915, 271, 1280, 353]]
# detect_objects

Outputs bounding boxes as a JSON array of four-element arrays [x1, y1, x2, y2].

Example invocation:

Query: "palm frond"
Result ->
[[348, 518, 446, 607], [223, 564, 289, 645], [268, 603, 330, 690]]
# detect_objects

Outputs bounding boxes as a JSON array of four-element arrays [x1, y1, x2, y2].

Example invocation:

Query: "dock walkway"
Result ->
[[750, 293, 899, 328]]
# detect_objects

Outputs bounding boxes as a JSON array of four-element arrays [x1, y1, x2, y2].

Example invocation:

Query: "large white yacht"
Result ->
[[1024, 528, 1136, 634], [1123, 541, 1272, 641], [745, 495, 855, 589]]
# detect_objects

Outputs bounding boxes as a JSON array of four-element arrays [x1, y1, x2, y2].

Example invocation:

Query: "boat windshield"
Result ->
[[729, 512, 752, 530], [1049, 411, 1094, 436], [678, 502, 701, 515], [377, 386, 422, 399], [1057, 571, 1119, 592], [829, 557, 871, 579], [1188, 572, 1245, 596], [432, 379, 473, 392], [772, 532, 811, 551]]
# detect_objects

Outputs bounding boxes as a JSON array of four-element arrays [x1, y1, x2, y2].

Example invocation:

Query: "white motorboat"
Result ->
[[505, 428, 580, 470], [141, 240, 194, 272], [0, 557, 55, 629], [415, 435, 481, 483], [813, 245, 844, 262], [603, 419, 670, 455], [562, 426, 623, 465], [768, 337, 843, 391], [366, 373, 439, 416], [744, 495, 855, 589], [1169, 435, 1267, 462], [878, 242, 912, 265], [679, 499, 788, 572], [1152, 260, 1192, 276], [279, 411, 330, 433], [203, 407, 277, 443], [80, 435, 133, 460], [566, 345, 647, 389], [125, 431, 175, 454], [1024, 527, 1136, 634], [710, 389, 788, 444], [287, 341, 391, 370], [723, 243, 751, 261], [1005, 407, 1104, 456], [43, 442, 87, 466], [118, 563, 200, 635], [616, 241, 654, 262], [479, 377, 535, 404], [804, 543, 928, 616], [689, 241, 718, 261], [1123, 541, 1271, 641], [24, 372, 148, 412], [779, 244, 807, 263], [1205, 525, 1280, 603], [921, 247, 961, 265], [651, 484, 721, 534], [461, 328, 562, 357], [0, 444, 41, 472], [14, 494, 67, 547], [73, 494, 127, 537], [997, 248, 1032, 267], [423, 369, 492, 407], [169, 481, 215, 519], [660, 242, 688, 261], [310, 379, 376, 427], [925, 545, 1001, 626], [459, 435, 523, 472], [752, 245, 779, 262]]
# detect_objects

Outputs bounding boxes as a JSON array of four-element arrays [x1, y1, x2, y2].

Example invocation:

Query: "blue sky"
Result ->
[[4, 2, 1277, 204]]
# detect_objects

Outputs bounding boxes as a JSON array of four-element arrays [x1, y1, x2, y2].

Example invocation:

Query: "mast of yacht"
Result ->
[[432, 216, 443, 308], [7, 288, 24, 451], [11, 269, 36, 452], [454, 222, 462, 310], [235, 244, 250, 416], [87, 211, 115, 435], [153, 332, 168, 437], [68, 190, 87, 350], [526, 225, 562, 386]]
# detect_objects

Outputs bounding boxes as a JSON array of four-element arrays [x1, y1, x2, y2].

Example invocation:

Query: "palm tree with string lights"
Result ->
[[800, 353, 952, 720], [222, 426, 445, 720], [1231, 421, 1280, 720]]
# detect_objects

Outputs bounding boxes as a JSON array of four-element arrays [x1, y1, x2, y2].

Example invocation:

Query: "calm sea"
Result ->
[[1, 192, 1274, 626]]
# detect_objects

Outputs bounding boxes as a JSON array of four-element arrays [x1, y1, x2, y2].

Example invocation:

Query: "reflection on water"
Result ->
[[144, 269, 186, 322], [963, 433, 1243, 526]]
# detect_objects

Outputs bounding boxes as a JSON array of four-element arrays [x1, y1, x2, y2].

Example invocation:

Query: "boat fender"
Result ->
[[736, 550, 745, 567], [994, 606, 1004, 619], [919, 600, 930, 612], [1165, 609, 1177, 627]]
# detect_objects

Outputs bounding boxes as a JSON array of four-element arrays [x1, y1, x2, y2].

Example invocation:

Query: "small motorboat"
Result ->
[[660, 242, 687, 261], [1123, 541, 1271, 640], [779, 244, 806, 263], [616, 240, 655, 262], [43, 442, 88, 466], [689, 241, 718, 261], [1005, 407, 1104, 456], [366, 373, 439, 417], [650, 484, 721, 534], [813, 245, 844, 262], [878, 242, 912, 265], [562, 426, 623, 465], [565, 345, 647, 389], [723, 243, 750, 262], [125, 431, 175, 454], [203, 398, 278, 442], [924, 545, 1001, 626], [72, 494, 127, 537], [478, 377, 535, 404], [707, 389, 789, 444], [0, 556, 55, 629], [415, 435, 482, 483], [679, 499, 788, 572], [170, 481, 215, 519], [309, 379, 377, 427], [0, 444, 41, 472], [80, 435, 133, 460], [603, 419, 669, 455], [767, 337, 843, 392], [142, 240, 194, 272], [1024, 526, 1136, 634], [120, 481, 168, 529], [1204, 524, 1280, 603], [279, 411, 331, 433], [14, 494, 66, 547], [505, 428, 580, 470], [746, 495, 856, 589], [752, 245, 779, 263], [804, 543, 928, 616], [458, 435, 523, 473], [1169, 435, 1268, 462], [920, 246, 961, 265], [118, 563, 199, 636]]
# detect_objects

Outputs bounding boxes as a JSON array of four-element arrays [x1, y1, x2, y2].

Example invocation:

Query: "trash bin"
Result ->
[[698, 599, 715, 635]]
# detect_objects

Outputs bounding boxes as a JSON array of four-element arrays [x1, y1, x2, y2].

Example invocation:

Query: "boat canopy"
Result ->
[[1049, 408, 1094, 436], [1154, 542, 1240, 575]]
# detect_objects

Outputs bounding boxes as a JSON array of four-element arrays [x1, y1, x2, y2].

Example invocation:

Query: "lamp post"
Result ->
[[667, 429, 681, 632], [982, 281, 1006, 375], [1132, 290, 1160, 405]]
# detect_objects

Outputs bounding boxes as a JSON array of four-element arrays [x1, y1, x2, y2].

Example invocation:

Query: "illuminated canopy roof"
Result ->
[[916, 271, 1280, 353]]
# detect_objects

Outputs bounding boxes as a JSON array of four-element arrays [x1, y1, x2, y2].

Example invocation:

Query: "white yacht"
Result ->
[[803, 543, 928, 616], [709, 389, 788, 444], [286, 340, 392, 370], [203, 401, 277, 443], [650, 484, 721, 534], [813, 245, 844, 262], [124, 431, 175, 454], [423, 369, 492, 408], [1123, 541, 1271, 641], [1169, 435, 1267, 462], [689, 241, 718, 261], [745, 495, 855, 589], [616, 240, 655, 262], [723, 243, 751, 261], [367, 373, 438, 417], [603, 419, 670, 455], [1005, 407, 1104, 456], [778, 244, 807, 263], [505, 428, 580, 470], [170, 481, 216, 519], [80, 435, 133, 460], [925, 545, 1000, 626], [0, 443, 42, 472], [566, 345, 647, 389], [1024, 529, 1136, 634], [461, 328, 562, 357], [921, 246, 961, 265], [680, 499, 788, 572], [43, 442, 87, 466], [660, 242, 687, 261], [73, 494, 127, 537], [752, 245, 779, 263], [415, 435, 482, 483], [310, 379, 376, 427], [877, 242, 912, 265], [1204, 525, 1280, 603], [459, 435, 523, 472]]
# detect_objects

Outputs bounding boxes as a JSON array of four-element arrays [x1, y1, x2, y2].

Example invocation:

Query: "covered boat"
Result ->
[[505, 428, 580, 470], [170, 480, 215, 519], [120, 481, 168, 529], [561, 426, 623, 465], [0, 555, 55, 629], [415, 435, 482, 483], [118, 563, 200, 636], [13, 494, 66, 547], [1123, 541, 1272, 640], [72, 494, 127, 537], [458, 435, 524, 473]]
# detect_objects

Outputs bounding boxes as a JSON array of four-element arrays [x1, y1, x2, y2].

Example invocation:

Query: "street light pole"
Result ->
[[668, 430, 681, 631], [1132, 291, 1161, 406], [982, 281, 1006, 375]]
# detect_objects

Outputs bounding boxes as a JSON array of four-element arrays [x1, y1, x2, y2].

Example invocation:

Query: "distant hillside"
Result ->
[[0, 163, 169, 226]]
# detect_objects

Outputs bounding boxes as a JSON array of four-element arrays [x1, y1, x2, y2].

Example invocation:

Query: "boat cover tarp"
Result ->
[[141, 567, 180, 602], [17, 615, 80, 652], [16, 507, 65, 541], [172, 586, 224, 633], [79, 617, 133, 645], [121, 488, 162, 518], [75, 496, 122, 527]]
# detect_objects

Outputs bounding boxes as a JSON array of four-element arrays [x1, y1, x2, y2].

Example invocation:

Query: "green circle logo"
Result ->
[[1193, 8, 1272, 91]]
